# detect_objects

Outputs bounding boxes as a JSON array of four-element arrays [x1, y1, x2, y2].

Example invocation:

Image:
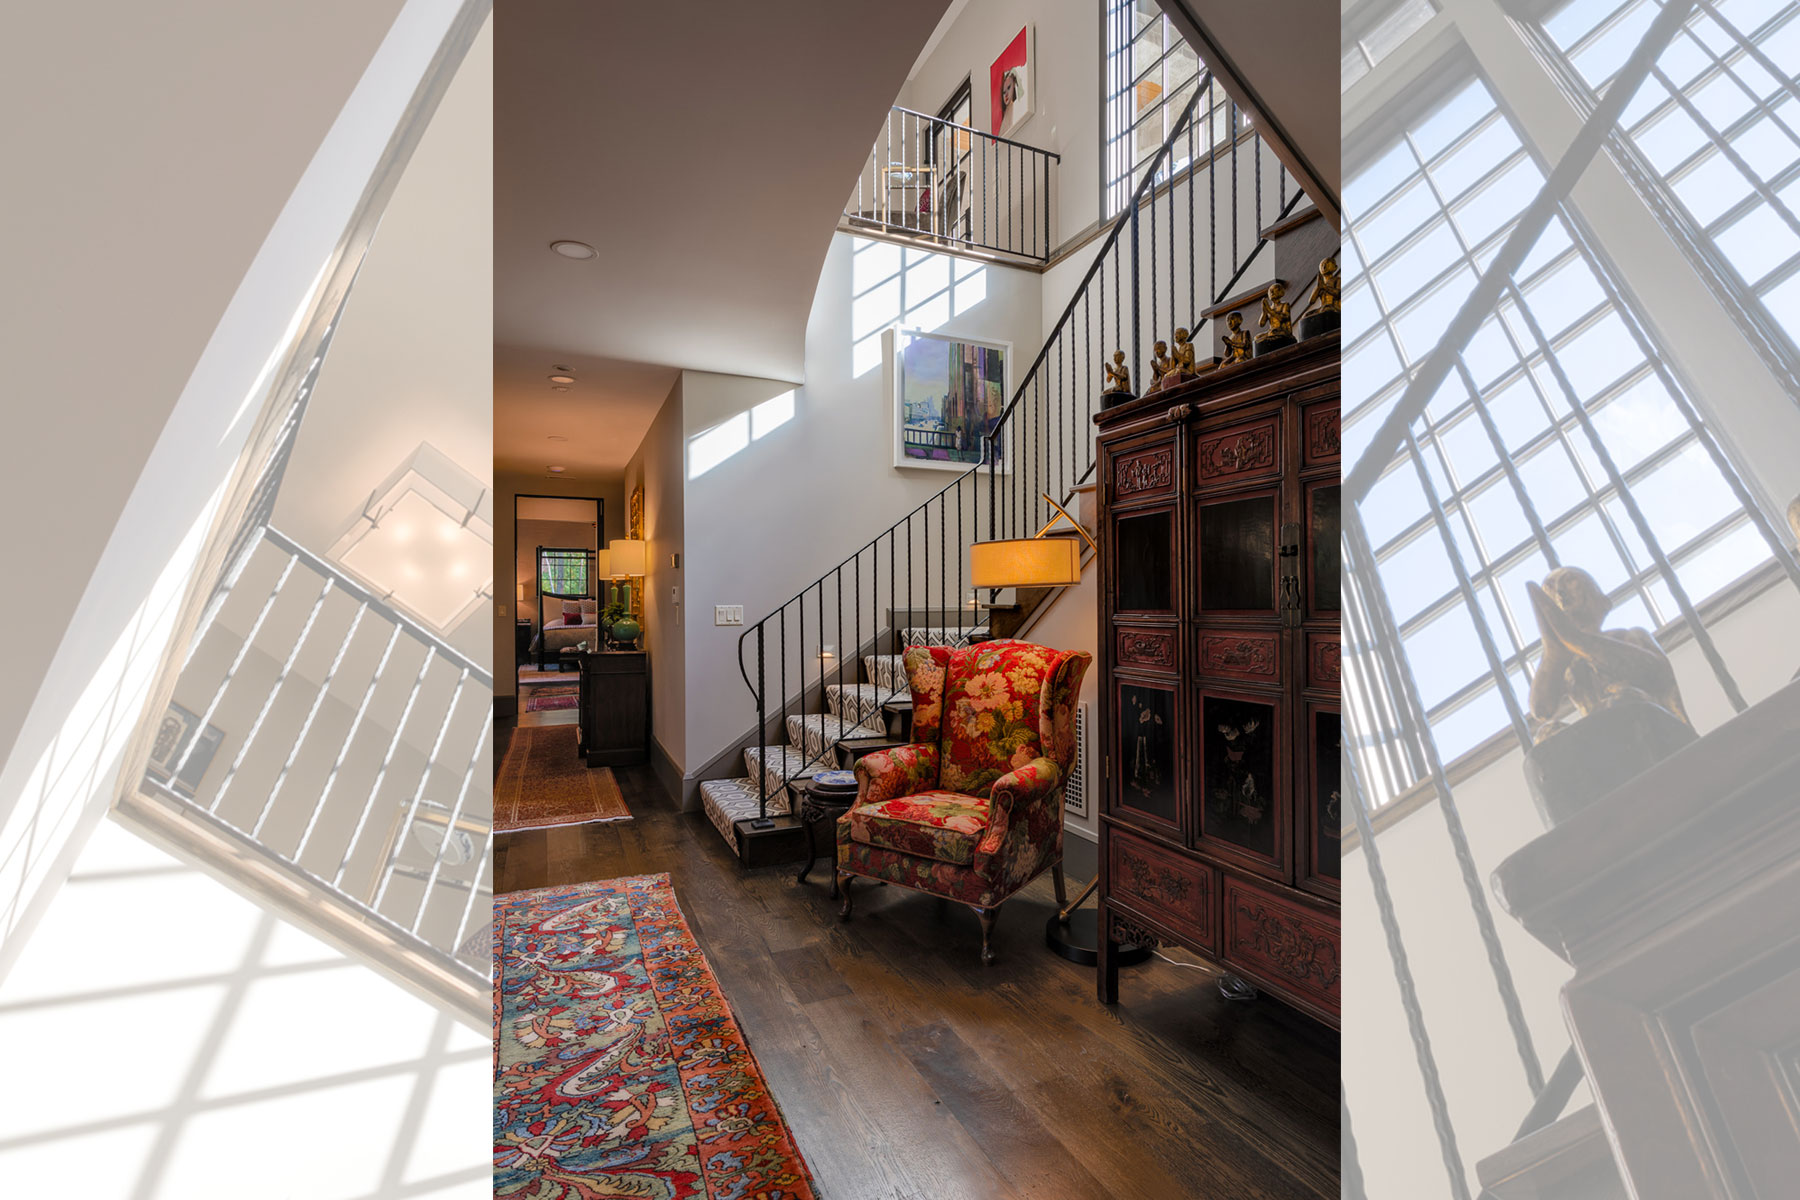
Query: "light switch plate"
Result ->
[[714, 605, 744, 626]]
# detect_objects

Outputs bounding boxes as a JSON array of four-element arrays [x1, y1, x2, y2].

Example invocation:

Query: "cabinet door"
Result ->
[[1195, 687, 1286, 875], [1112, 677, 1182, 837], [1303, 703, 1341, 891]]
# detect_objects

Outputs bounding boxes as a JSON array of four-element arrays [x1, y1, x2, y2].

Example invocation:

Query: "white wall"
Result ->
[[899, 0, 1102, 248], [675, 232, 1045, 781], [1344, 578, 1800, 1198]]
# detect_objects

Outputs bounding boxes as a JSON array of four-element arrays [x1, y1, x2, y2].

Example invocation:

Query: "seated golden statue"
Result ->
[[1102, 350, 1131, 393], [1171, 327, 1197, 374], [1222, 312, 1251, 363], [1526, 566, 1690, 744], [1149, 339, 1171, 378], [1257, 282, 1293, 343], [1304, 256, 1340, 316]]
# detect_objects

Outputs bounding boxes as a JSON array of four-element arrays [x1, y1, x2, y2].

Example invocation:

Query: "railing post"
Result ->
[[1130, 205, 1142, 387]]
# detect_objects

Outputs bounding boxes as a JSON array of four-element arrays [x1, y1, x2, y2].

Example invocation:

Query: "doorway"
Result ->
[[513, 494, 602, 682]]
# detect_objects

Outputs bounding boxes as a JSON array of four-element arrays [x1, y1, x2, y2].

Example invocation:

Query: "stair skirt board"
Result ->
[[700, 777, 790, 853]]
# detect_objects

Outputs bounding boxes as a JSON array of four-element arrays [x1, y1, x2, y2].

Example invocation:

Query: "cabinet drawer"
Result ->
[[1109, 829, 1216, 953], [1221, 877, 1340, 1017]]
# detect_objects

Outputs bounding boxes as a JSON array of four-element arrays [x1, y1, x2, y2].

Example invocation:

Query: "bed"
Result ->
[[531, 546, 600, 669]]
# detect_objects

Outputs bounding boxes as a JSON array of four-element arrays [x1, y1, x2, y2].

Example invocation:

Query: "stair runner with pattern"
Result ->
[[699, 627, 983, 853]]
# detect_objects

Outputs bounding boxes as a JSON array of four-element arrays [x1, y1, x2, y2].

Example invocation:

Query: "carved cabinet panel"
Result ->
[[1222, 877, 1341, 1020], [1109, 828, 1217, 953], [1111, 442, 1176, 502]]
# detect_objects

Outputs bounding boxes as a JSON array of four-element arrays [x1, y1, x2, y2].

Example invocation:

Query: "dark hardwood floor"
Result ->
[[494, 738, 1339, 1200]]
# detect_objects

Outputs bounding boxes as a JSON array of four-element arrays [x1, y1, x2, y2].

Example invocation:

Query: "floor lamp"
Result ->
[[968, 494, 1150, 968]]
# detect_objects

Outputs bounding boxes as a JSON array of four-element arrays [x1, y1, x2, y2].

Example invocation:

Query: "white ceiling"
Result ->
[[277, 16, 492, 662], [1162, 0, 1341, 223], [493, 0, 951, 480]]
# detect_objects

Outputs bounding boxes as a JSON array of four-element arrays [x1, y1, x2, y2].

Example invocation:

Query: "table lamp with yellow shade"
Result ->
[[967, 493, 1095, 642], [605, 539, 647, 648]]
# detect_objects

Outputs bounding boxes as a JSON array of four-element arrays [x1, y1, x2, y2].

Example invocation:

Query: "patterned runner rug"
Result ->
[[522, 684, 580, 713], [495, 724, 630, 832], [494, 875, 818, 1198]]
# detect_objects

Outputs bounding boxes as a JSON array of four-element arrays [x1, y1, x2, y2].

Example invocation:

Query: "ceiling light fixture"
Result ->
[[548, 465, 566, 473], [548, 374, 576, 384], [549, 240, 596, 260], [326, 443, 493, 634]]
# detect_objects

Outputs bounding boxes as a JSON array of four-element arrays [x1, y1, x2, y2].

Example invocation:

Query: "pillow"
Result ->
[[562, 600, 585, 625], [579, 599, 599, 624]]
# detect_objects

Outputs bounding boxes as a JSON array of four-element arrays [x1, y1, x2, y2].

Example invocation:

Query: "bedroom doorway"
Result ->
[[514, 495, 602, 705]]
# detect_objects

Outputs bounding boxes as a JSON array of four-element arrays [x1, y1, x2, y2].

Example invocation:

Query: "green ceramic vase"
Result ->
[[610, 617, 641, 646]]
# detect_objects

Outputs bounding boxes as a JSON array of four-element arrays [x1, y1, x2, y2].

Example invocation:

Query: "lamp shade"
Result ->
[[969, 537, 1082, 588], [593, 548, 610, 580], [608, 539, 647, 577]]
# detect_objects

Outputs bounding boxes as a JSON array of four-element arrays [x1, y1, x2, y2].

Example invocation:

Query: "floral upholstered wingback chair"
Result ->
[[837, 639, 1091, 964]]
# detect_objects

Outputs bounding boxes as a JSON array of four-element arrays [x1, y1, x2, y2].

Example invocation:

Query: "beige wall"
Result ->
[[624, 379, 686, 773]]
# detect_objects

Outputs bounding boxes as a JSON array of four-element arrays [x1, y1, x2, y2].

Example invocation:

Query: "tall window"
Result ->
[[1101, 0, 1235, 215], [1343, 68, 1775, 801], [1539, 0, 1800, 355]]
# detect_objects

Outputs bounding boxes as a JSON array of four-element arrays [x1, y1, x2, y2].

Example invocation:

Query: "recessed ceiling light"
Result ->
[[549, 240, 596, 260], [548, 465, 566, 473], [548, 374, 576, 384], [547, 434, 569, 441]]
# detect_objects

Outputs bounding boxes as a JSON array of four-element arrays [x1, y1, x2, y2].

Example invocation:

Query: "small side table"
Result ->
[[795, 771, 860, 895]]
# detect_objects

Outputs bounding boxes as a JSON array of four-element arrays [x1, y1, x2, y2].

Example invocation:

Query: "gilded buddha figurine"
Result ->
[[1149, 339, 1172, 378], [1256, 281, 1294, 345], [1101, 350, 1132, 396], [1305, 256, 1340, 316], [1172, 327, 1197, 373], [1222, 311, 1251, 363], [1525, 566, 1691, 744]]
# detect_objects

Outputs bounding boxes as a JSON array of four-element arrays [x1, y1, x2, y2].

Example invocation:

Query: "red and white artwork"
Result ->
[[989, 25, 1035, 137]]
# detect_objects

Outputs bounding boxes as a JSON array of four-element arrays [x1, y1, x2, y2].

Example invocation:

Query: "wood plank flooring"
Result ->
[[494, 745, 1339, 1200]]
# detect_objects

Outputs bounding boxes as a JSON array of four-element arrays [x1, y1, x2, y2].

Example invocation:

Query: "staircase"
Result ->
[[702, 628, 982, 853], [704, 45, 1328, 859]]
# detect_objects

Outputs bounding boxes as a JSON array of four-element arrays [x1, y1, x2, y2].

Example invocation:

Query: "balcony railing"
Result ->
[[844, 105, 1061, 263]]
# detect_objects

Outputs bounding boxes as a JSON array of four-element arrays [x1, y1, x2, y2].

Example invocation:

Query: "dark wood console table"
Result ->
[[575, 650, 648, 767]]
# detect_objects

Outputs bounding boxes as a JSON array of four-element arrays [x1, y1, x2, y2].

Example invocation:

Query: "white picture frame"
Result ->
[[889, 326, 1013, 473]]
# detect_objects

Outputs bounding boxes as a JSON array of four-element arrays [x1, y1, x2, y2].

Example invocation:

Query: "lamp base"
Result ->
[[1045, 909, 1152, 967]]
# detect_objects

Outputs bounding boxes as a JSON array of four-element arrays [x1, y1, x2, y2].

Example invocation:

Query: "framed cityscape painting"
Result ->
[[890, 327, 1011, 472]]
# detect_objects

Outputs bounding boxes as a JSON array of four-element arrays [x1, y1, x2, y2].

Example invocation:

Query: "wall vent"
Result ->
[[1065, 702, 1091, 819]]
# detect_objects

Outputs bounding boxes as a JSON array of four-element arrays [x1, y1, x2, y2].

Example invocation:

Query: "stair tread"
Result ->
[[699, 776, 791, 854]]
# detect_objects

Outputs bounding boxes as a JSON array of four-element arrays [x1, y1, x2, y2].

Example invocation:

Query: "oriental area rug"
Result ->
[[521, 683, 580, 713], [493, 875, 818, 1199], [494, 724, 630, 832]]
